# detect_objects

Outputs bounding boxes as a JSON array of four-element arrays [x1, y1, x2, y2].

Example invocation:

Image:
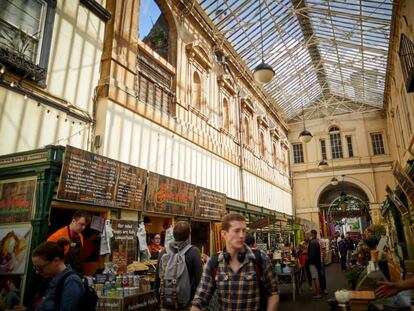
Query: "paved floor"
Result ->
[[279, 262, 349, 310]]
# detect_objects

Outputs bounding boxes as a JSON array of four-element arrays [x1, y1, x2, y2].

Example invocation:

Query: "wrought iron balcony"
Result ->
[[0, 47, 46, 82]]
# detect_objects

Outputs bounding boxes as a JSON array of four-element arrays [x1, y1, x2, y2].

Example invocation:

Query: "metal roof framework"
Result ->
[[197, 0, 394, 120]]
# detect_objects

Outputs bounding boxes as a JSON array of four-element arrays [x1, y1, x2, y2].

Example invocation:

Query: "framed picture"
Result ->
[[0, 225, 31, 275]]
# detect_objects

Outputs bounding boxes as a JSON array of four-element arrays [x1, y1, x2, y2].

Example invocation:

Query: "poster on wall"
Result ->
[[145, 172, 195, 217], [110, 220, 138, 271], [57, 146, 147, 210], [0, 226, 31, 274], [193, 187, 226, 221], [0, 178, 36, 223]]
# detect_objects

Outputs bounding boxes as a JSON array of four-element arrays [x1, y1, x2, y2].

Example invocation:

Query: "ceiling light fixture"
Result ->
[[299, 103, 312, 143], [253, 0, 274, 84], [318, 159, 328, 169]]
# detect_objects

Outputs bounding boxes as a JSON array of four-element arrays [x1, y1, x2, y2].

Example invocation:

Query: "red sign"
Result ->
[[0, 178, 36, 223], [145, 172, 195, 216]]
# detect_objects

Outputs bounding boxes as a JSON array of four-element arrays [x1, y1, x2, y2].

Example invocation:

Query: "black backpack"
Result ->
[[208, 249, 267, 310], [56, 270, 98, 311]]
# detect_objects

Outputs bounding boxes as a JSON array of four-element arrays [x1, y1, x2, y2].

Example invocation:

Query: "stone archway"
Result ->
[[317, 179, 372, 237]]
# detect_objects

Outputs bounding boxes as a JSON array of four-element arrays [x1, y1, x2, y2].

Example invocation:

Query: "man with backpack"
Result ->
[[155, 221, 202, 311], [13, 240, 97, 311], [191, 213, 279, 311]]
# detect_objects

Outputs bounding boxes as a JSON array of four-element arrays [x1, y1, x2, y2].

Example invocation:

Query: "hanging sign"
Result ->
[[193, 187, 226, 220], [0, 178, 36, 223], [57, 146, 146, 209], [392, 161, 414, 206], [110, 220, 138, 267], [145, 172, 195, 216]]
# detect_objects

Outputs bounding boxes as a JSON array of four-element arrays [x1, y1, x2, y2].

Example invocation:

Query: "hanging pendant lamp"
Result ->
[[318, 159, 328, 170], [253, 0, 274, 84], [298, 104, 312, 143]]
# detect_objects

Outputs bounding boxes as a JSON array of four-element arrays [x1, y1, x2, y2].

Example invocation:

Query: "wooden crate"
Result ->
[[349, 291, 375, 311]]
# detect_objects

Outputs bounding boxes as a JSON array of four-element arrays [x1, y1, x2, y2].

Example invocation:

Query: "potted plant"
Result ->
[[345, 266, 363, 290]]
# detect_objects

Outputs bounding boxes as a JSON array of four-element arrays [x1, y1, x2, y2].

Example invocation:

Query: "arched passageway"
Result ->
[[317, 179, 371, 238]]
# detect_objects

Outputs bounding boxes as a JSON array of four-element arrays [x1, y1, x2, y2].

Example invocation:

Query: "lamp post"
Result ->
[[253, 0, 274, 84]]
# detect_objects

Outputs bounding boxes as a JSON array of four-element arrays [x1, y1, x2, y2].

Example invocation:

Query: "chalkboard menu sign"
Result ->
[[111, 220, 138, 266], [193, 187, 226, 220], [145, 172, 195, 216], [392, 161, 414, 206], [57, 146, 147, 209]]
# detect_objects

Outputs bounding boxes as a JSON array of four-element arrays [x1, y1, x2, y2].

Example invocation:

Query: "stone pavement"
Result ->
[[279, 262, 349, 310]]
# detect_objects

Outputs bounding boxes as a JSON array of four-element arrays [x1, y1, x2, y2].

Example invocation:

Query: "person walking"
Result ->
[[47, 210, 91, 274], [13, 240, 85, 311], [155, 221, 202, 311], [311, 229, 328, 295], [338, 234, 348, 272], [191, 213, 279, 311], [308, 230, 322, 299]]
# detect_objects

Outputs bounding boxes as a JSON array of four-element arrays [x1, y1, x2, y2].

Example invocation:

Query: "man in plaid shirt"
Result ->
[[191, 213, 279, 311]]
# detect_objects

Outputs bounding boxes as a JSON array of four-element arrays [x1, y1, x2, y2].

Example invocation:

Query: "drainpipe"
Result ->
[[236, 89, 245, 203]]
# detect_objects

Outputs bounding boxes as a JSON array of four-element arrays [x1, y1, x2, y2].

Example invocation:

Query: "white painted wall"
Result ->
[[99, 100, 293, 213], [0, 1, 105, 155], [244, 171, 293, 214]]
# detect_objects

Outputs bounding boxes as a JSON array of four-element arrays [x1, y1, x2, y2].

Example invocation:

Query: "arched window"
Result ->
[[243, 117, 250, 145], [192, 72, 202, 110], [223, 98, 230, 129], [329, 126, 343, 159], [139, 0, 169, 60], [273, 142, 278, 166], [259, 131, 266, 157]]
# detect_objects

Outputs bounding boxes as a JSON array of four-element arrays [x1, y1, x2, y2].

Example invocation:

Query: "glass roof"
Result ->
[[197, 0, 393, 119]]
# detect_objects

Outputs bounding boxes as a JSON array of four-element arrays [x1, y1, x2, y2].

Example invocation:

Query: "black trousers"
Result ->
[[340, 254, 347, 271]]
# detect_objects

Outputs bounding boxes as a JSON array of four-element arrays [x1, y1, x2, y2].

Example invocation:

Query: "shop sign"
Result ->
[[0, 151, 48, 168], [385, 185, 408, 215], [57, 146, 146, 209], [0, 178, 36, 223], [193, 187, 226, 220], [330, 210, 363, 218], [392, 161, 414, 205], [97, 297, 122, 311], [249, 215, 276, 230], [145, 172, 195, 217], [123, 291, 158, 311], [111, 220, 138, 266]]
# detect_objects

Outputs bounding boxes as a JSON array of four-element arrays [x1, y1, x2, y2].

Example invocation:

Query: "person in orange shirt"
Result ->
[[47, 210, 91, 273], [148, 234, 164, 259]]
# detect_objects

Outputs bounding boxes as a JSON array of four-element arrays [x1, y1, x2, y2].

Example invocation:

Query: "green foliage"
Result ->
[[345, 266, 363, 288], [148, 26, 167, 47], [0, 27, 36, 59], [350, 222, 360, 230], [367, 224, 386, 238]]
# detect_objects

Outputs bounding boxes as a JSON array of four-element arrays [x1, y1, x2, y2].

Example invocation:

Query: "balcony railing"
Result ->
[[0, 20, 46, 82]]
